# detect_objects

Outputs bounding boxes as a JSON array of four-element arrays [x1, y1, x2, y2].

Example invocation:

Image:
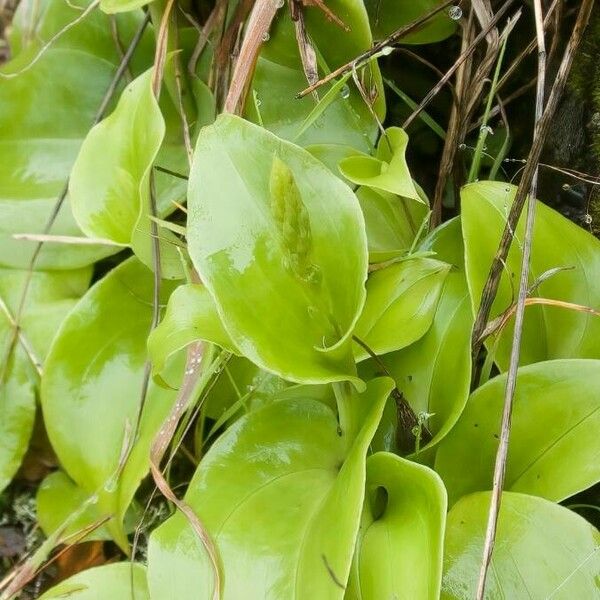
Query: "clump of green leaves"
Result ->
[[1, 0, 600, 599]]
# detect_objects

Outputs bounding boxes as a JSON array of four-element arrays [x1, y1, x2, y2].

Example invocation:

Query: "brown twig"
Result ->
[[223, 0, 279, 114], [475, 1, 594, 596], [296, 0, 456, 98], [149, 343, 222, 600], [402, 0, 516, 131], [291, 0, 319, 93]]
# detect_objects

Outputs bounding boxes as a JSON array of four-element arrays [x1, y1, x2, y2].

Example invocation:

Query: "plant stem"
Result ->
[[467, 29, 510, 182]]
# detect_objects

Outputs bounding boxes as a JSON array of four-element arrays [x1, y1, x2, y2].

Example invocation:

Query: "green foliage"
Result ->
[[41, 258, 181, 549], [346, 452, 447, 599], [463, 181, 600, 369], [436, 359, 600, 505], [2, 0, 600, 597], [39, 563, 149, 599], [186, 114, 367, 386], [442, 492, 600, 599]]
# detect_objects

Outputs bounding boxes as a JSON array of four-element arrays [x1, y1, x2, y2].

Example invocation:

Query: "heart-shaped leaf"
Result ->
[[346, 452, 447, 599], [353, 256, 450, 359], [147, 377, 394, 600], [339, 128, 422, 201], [435, 359, 600, 505], [41, 258, 181, 549], [442, 492, 600, 599], [463, 181, 600, 369], [39, 562, 149, 599], [0, 0, 153, 269], [187, 115, 368, 386]]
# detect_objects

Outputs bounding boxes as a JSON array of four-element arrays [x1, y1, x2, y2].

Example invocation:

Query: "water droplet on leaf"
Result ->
[[262, 32, 270, 42], [448, 5, 462, 20], [340, 85, 350, 99]]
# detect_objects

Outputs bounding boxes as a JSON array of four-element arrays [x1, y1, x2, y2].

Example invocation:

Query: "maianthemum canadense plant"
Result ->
[[1, 0, 600, 598]]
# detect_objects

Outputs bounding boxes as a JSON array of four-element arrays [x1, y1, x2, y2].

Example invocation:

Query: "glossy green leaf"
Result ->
[[187, 115, 368, 386], [463, 180, 600, 369], [346, 452, 447, 600], [0, 267, 91, 492], [362, 219, 473, 453], [357, 186, 428, 262], [442, 491, 600, 599], [365, 0, 457, 43], [36, 470, 140, 541], [69, 66, 185, 279], [435, 359, 600, 505], [354, 257, 450, 359], [147, 378, 394, 600], [245, 0, 384, 152], [339, 128, 422, 201], [41, 258, 181, 549], [39, 562, 149, 599], [148, 283, 239, 376], [0, 0, 153, 269], [69, 68, 162, 244]]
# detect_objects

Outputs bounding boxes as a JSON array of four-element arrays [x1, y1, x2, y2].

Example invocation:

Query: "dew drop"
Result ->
[[584, 213, 593, 225], [340, 85, 350, 99], [104, 478, 118, 493], [256, 98, 262, 107], [448, 5, 462, 20], [380, 46, 394, 56], [261, 32, 270, 42]]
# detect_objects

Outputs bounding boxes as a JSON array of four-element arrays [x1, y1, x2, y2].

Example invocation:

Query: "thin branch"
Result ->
[[470, 0, 595, 362], [224, 0, 280, 114], [402, 0, 516, 131], [296, 0, 456, 98], [475, 1, 594, 597]]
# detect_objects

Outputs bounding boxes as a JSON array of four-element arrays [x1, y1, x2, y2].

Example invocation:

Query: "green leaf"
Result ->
[[100, 0, 150, 15], [69, 66, 185, 279], [346, 452, 447, 600], [442, 491, 600, 599], [69, 68, 162, 244], [187, 115, 368, 386], [0, 267, 91, 492], [353, 257, 450, 359], [357, 186, 428, 262], [245, 0, 384, 152], [361, 219, 473, 453], [147, 377, 394, 600], [36, 470, 140, 541], [39, 562, 149, 599], [0, 0, 153, 269], [41, 258, 181, 549], [435, 359, 600, 505], [365, 0, 457, 43], [339, 128, 422, 201], [148, 283, 239, 376], [463, 180, 600, 369]]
